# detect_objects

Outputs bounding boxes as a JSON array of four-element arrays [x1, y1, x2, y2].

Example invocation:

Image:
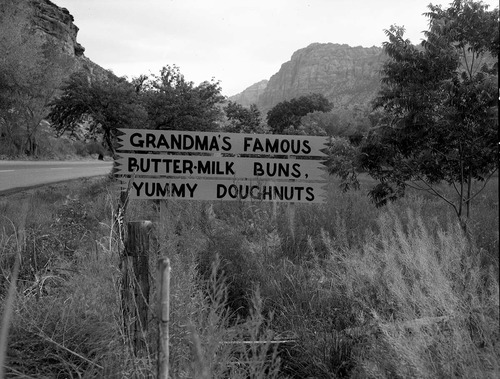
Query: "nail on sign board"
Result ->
[[119, 178, 327, 203], [117, 129, 329, 157], [115, 153, 327, 182]]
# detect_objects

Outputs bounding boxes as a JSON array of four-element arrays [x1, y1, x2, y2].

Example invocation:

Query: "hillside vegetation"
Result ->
[[0, 0, 112, 159]]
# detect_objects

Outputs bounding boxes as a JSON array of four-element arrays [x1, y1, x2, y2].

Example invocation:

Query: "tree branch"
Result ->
[[463, 168, 498, 203], [396, 157, 460, 217]]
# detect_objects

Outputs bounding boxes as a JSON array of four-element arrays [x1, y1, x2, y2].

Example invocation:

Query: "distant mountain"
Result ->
[[229, 79, 268, 107], [230, 43, 385, 114]]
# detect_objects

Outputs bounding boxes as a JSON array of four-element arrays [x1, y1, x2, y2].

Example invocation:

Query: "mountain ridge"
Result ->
[[230, 43, 386, 113]]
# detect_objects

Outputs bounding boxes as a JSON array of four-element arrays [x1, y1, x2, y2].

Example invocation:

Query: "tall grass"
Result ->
[[0, 176, 498, 377], [342, 208, 499, 378], [0, 199, 29, 379], [255, 205, 499, 378], [1, 180, 281, 378]]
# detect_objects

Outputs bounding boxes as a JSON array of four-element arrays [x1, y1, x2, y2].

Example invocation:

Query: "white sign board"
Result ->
[[118, 129, 329, 157], [119, 177, 327, 203], [116, 153, 326, 181], [116, 128, 330, 203]]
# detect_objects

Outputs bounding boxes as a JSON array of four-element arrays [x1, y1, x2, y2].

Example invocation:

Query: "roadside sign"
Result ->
[[119, 177, 327, 203], [116, 128, 330, 203], [117, 129, 329, 157], [116, 153, 326, 181]]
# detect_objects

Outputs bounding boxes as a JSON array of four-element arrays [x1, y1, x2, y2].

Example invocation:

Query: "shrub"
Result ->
[[322, 207, 500, 378], [198, 228, 256, 318]]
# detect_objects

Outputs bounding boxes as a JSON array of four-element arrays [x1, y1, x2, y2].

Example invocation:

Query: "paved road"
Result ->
[[0, 160, 113, 195]]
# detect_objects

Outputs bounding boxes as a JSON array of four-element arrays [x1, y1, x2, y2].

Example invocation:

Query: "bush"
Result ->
[[198, 228, 257, 318]]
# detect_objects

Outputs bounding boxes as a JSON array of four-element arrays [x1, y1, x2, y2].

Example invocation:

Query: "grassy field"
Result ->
[[0, 174, 498, 378]]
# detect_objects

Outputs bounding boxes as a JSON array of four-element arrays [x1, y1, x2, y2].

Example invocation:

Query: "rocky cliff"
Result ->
[[29, 0, 109, 79], [32, 0, 84, 56], [231, 43, 385, 113]]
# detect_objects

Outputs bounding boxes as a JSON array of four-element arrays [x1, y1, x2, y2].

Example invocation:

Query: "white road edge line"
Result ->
[[0, 170, 15, 172]]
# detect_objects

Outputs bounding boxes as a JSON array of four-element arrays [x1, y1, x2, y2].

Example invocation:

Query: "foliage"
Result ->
[[198, 228, 256, 318], [143, 65, 225, 132], [360, 0, 498, 226], [0, 2, 73, 156], [48, 72, 147, 157], [325, 137, 361, 192], [49, 65, 226, 156], [222, 101, 266, 134], [319, 106, 379, 193], [266, 93, 333, 134], [301, 106, 376, 141]]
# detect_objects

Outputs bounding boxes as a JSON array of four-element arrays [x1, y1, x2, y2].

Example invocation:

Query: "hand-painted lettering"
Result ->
[[216, 183, 317, 202], [130, 133, 144, 148]]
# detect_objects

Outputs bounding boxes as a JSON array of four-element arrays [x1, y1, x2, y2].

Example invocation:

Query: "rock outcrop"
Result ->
[[231, 43, 385, 113], [27, 0, 110, 80], [32, 0, 85, 57]]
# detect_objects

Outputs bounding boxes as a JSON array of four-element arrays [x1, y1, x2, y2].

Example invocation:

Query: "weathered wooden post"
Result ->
[[122, 220, 152, 356], [158, 257, 171, 379]]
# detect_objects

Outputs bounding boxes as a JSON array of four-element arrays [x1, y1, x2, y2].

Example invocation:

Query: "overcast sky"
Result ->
[[53, 0, 498, 97]]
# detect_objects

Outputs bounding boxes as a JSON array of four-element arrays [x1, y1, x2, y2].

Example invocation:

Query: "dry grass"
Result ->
[[0, 180, 282, 378], [249, 205, 499, 378], [0, 175, 498, 378]]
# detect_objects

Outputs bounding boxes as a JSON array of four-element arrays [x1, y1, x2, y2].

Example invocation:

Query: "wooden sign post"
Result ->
[[158, 258, 170, 379], [115, 128, 330, 375], [122, 220, 152, 356]]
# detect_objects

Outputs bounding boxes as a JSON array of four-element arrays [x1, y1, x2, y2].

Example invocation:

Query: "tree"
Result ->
[[326, 137, 361, 191], [266, 93, 333, 134], [0, 1, 73, 156], [20, 40, 74, 155], [360, 0, 498, 227], [49, 65, 226, 155], [301, 106, 375, 140], [143, 65, 225, 131], [48, 72, 147, 157], [222, 101, 265, 133], [0, 1, 35, 154]]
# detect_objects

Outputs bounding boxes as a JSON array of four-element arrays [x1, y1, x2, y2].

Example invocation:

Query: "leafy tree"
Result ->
[[326, 137, 361, 191], [48, 72, 147, 157], [21, 41, 74, 155], [143, 65, 225, 131], [0, 3, 36, 154], [49, 65, 226, 155], [0, 1, 73, 156], [222, 101, 265, 133], [360, 0, 498, 227], [301, 106, 375, 140], [300, 111, 345, 137], [266, 93, 332, 134]]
